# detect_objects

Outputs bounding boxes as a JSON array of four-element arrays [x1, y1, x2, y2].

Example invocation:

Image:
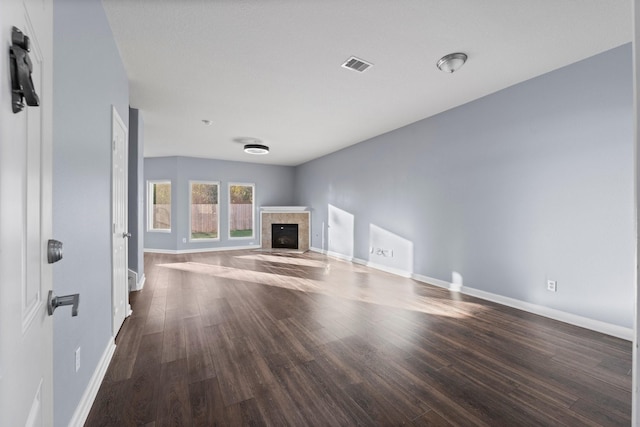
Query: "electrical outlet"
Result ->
[[75, 347, 81, 372], [182, 237, 187, 243], [546, 280, 557, 292], [376, 248, 394, 257]]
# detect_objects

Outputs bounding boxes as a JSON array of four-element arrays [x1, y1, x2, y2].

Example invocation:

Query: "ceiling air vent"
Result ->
[[341, 56, 372, 73]]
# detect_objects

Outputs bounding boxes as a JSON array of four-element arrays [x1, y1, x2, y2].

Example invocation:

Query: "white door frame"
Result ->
[[632, 1, 639, 424]]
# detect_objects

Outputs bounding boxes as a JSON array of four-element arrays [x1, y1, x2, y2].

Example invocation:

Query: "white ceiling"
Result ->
[[102, 0, 632, 166]]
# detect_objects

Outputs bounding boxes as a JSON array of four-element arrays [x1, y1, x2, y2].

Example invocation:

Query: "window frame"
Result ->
[[147, 180, 172, 233], [228, 182, 255, 240], [189, 180, 220, 242]]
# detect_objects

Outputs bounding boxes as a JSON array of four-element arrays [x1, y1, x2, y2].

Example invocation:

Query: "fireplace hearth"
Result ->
[[272, 224, 299, 249]]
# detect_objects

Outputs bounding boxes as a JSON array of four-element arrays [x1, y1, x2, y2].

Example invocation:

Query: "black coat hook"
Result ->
[[9, 26, 40, 114]]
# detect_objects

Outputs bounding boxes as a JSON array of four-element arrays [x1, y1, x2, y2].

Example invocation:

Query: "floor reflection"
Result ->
[[158, 252, 482, 320]]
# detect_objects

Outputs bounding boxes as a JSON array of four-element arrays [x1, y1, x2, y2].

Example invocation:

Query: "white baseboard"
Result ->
[[309, 247, 354, 262], [326, 250, 353, 262], [353, 257, 413, 278], [315, 250, 632, 341], [462, 286, 633, 341], [143, 248, 175, 254], [68, 337, 116, 427], [411, 274, 460, 292], [411, 273, 633, 341], [127, 269, 145, 291], [144, 245, 257, 255]]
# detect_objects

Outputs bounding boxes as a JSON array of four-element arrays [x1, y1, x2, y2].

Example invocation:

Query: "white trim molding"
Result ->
[[68, 338, 117, 427], [137, 274, 146, 291], [412, 274, 633, 341], [260, 206, 308, 212], [354, 257, 412, 278], [311, 247, 353, 262], [127, 269, 146, 292], [460, 285, 633, 341], [144, 245, 257, 255], [317, 249, 633, 341]]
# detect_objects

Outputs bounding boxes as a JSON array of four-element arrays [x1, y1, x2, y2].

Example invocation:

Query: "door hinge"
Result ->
[[112, 139, 116, 151]]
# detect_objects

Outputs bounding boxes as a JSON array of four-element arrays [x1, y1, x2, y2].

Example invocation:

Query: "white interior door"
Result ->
[[0, 1, 54, 425], [112, 106, 129, 336]]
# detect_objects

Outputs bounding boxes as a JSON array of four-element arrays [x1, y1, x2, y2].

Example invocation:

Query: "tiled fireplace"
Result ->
[[260, 206, 310, 251]]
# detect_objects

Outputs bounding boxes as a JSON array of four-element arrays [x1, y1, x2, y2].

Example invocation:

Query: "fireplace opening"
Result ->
[[272, 223, 298, 249]]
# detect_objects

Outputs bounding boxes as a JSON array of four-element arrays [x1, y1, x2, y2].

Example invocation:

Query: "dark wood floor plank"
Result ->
[[342, 381, 413, 425], [272, 364, 354, 426], [156, 358, 192, 427], [84, 250, 632, 426], [124, 364, 161, 425], [238, 398, 266, 427], [206, 324, 256, 406], [103, 316, 145, 382], [199, 297, 233, 327], [143, 304, 166, 335], [132, 332, 164, 372], [161, 321, 186, 363], [411, 409, 454, 427], [300, 360, 378, 425], [252, 383, 308, 426], [415, 325, 582, 408], [309, 342, 365, 388], [507, 386, 603, 427], [274, 318, 315, 363], [281, 315, 340, 347], [84, 380, 129, 426], [362, 353, 478, 424], [570, 397, 630, 426], [188, 377, 227, 427], [184, 316, 216, 383]]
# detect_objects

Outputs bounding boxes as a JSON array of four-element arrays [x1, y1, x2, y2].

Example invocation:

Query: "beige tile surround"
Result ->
[[261, 211, 310, 251]]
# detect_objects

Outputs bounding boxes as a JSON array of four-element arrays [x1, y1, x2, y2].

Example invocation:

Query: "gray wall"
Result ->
[[52, 0, 129, 425], [294, 44, 635, 329], [144, 156, 295, 251], [128, 108, 144, 284]]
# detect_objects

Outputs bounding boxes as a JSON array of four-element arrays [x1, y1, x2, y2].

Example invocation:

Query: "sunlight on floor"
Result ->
[[235, 254, 329, 268], [158, 260, 480, 319]]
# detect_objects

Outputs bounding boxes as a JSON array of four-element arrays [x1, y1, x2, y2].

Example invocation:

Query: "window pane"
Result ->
[[191, 182, 219, 239], [229, 184, 254, 238], [149, 181, 171, 231]]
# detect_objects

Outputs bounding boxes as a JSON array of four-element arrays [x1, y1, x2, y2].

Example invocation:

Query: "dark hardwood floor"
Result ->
[[85, 250, 632, 426]]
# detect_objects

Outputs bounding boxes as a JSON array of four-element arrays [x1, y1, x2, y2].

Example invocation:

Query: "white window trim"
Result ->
[[147, 180, 172, 233], [189, 180, 220, 242], [228, 182, 255, 240]]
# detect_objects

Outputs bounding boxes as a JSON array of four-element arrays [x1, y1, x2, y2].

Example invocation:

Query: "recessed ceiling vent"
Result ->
[[341, 56, 372, 73]]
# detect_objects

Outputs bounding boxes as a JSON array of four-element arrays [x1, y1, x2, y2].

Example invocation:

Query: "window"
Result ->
[[148, 180, 171, 232], [228, 183, 254, 239], [190, 181, 219, 240]]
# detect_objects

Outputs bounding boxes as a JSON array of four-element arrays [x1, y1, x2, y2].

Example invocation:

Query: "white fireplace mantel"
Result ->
[[260, 206, 308, 212]]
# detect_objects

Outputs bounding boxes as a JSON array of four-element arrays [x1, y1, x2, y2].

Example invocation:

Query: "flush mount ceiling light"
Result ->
[[244, 143, 269, 155], [437, 52, 467, 73]]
